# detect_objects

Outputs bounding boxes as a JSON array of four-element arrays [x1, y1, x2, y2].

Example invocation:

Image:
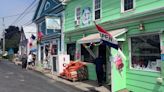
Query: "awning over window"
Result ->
[[78, 28, 127, 44]]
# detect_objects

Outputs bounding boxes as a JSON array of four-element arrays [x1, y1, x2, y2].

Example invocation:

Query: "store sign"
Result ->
[[95, 23, 118, 49], [45, 17, 61, 30], [99, 32, 118, 49], [100, 33, 117, 44], [82, 7, 91, 25]]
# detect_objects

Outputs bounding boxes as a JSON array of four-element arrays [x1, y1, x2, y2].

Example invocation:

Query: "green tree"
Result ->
[[5, 26, 21, 53]]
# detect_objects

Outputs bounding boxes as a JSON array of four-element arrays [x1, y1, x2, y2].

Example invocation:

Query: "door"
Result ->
[[67, 43, 76, 61], [99, 44, 106, 82]]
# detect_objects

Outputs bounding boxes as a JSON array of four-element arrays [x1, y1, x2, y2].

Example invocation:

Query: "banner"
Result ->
[[45, 17, 61, 30], [95, 23, 118, 49], [94, 22, 126, 60]]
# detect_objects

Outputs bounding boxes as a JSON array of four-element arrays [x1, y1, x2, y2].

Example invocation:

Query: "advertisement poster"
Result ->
[[161, 46, 164, 77], [45, 17, 61, 30]]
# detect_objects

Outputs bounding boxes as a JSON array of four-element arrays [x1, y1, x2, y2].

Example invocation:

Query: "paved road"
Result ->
[[0, 60, 82, 92]]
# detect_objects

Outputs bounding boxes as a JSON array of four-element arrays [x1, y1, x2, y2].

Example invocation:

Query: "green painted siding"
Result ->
[[64, 0, 164, 92], [125, 18, 164, 92], [86, 63, 97, 80], [64, 0, 164, 33]]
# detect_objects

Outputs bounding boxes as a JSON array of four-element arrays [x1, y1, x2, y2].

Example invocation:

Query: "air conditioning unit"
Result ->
[[74, 20, 80, 26]]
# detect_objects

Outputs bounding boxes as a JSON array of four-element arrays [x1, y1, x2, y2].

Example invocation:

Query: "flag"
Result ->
[[94, 22, 118, 49], [94, 22, 126, 60], [38, 31, 43, 39], [31, 34, 36, 40]]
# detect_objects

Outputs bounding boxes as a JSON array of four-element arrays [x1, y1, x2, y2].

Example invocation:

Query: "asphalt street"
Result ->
[[0, 60, 83, 92]]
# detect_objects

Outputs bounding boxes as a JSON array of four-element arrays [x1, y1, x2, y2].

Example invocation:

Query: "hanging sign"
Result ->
[[82, 7, 91, 25], [45, 17, 61, 30]]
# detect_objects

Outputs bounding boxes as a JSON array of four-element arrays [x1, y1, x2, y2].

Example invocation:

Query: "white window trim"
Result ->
[[75, 6, 81, 21], [121, 0, 135, 13], [93, 0, 102, 21], [39, 21, 46, 35], [129, 33, 161, 72]]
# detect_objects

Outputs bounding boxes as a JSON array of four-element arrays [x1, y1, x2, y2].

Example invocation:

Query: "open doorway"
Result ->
[[98, 44, 107, 82]]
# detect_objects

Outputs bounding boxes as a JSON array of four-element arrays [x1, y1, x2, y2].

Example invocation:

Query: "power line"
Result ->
[[0, 11, 35, 19], [11, 0, 37, 25], [22, 1, 40, 26], [14, 1, 38, 26]]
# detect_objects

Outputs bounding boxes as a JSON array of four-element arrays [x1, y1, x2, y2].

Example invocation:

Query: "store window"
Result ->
[[121, 0, 134, 12], [51, 44, 58, 55], [93, 0, 101, 20], [130, 34, 161, 71]]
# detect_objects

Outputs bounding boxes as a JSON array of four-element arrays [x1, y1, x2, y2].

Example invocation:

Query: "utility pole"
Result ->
[[2, 17, 5, 54]]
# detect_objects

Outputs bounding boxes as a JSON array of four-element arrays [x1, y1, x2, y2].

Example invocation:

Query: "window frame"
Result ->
[[93, 0, 102, 21], [121, 0, 135, 13], [38, 21, 46, 35], [75, 6, 81, 21], [129, 33, 162, 72]]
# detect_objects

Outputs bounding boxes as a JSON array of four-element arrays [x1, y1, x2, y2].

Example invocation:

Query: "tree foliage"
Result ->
[[4, 26, 21, 53]]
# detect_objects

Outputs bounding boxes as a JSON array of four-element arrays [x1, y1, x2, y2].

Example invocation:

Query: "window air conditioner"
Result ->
[[75, 20, 80, 26]]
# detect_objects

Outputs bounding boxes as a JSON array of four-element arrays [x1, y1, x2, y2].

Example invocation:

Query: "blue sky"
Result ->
[[0, 0, 38, 38]]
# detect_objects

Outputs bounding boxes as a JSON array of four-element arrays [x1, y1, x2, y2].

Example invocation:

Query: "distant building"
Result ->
[[19, 25, 37, 55]]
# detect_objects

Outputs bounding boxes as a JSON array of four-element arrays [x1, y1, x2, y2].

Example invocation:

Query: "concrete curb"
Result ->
[[33, 68, 88, 91], [33, 67, 110, 92]]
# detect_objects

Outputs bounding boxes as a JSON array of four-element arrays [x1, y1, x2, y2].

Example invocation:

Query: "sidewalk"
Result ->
[[34, 67, 110, 92]]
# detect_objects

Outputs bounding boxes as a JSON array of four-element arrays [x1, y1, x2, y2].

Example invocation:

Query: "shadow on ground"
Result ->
[[82, 80, 111, 92]]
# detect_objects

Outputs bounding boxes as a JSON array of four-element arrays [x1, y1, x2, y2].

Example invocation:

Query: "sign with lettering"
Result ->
[[82, 7, 91, 25], [45, 17, 61, 30]]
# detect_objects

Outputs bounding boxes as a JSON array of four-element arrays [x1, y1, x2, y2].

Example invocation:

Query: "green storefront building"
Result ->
[[64, 0, 164, 91]]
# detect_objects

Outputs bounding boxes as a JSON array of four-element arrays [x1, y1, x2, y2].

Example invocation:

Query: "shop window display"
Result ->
[[131, 34, 161, 71]]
